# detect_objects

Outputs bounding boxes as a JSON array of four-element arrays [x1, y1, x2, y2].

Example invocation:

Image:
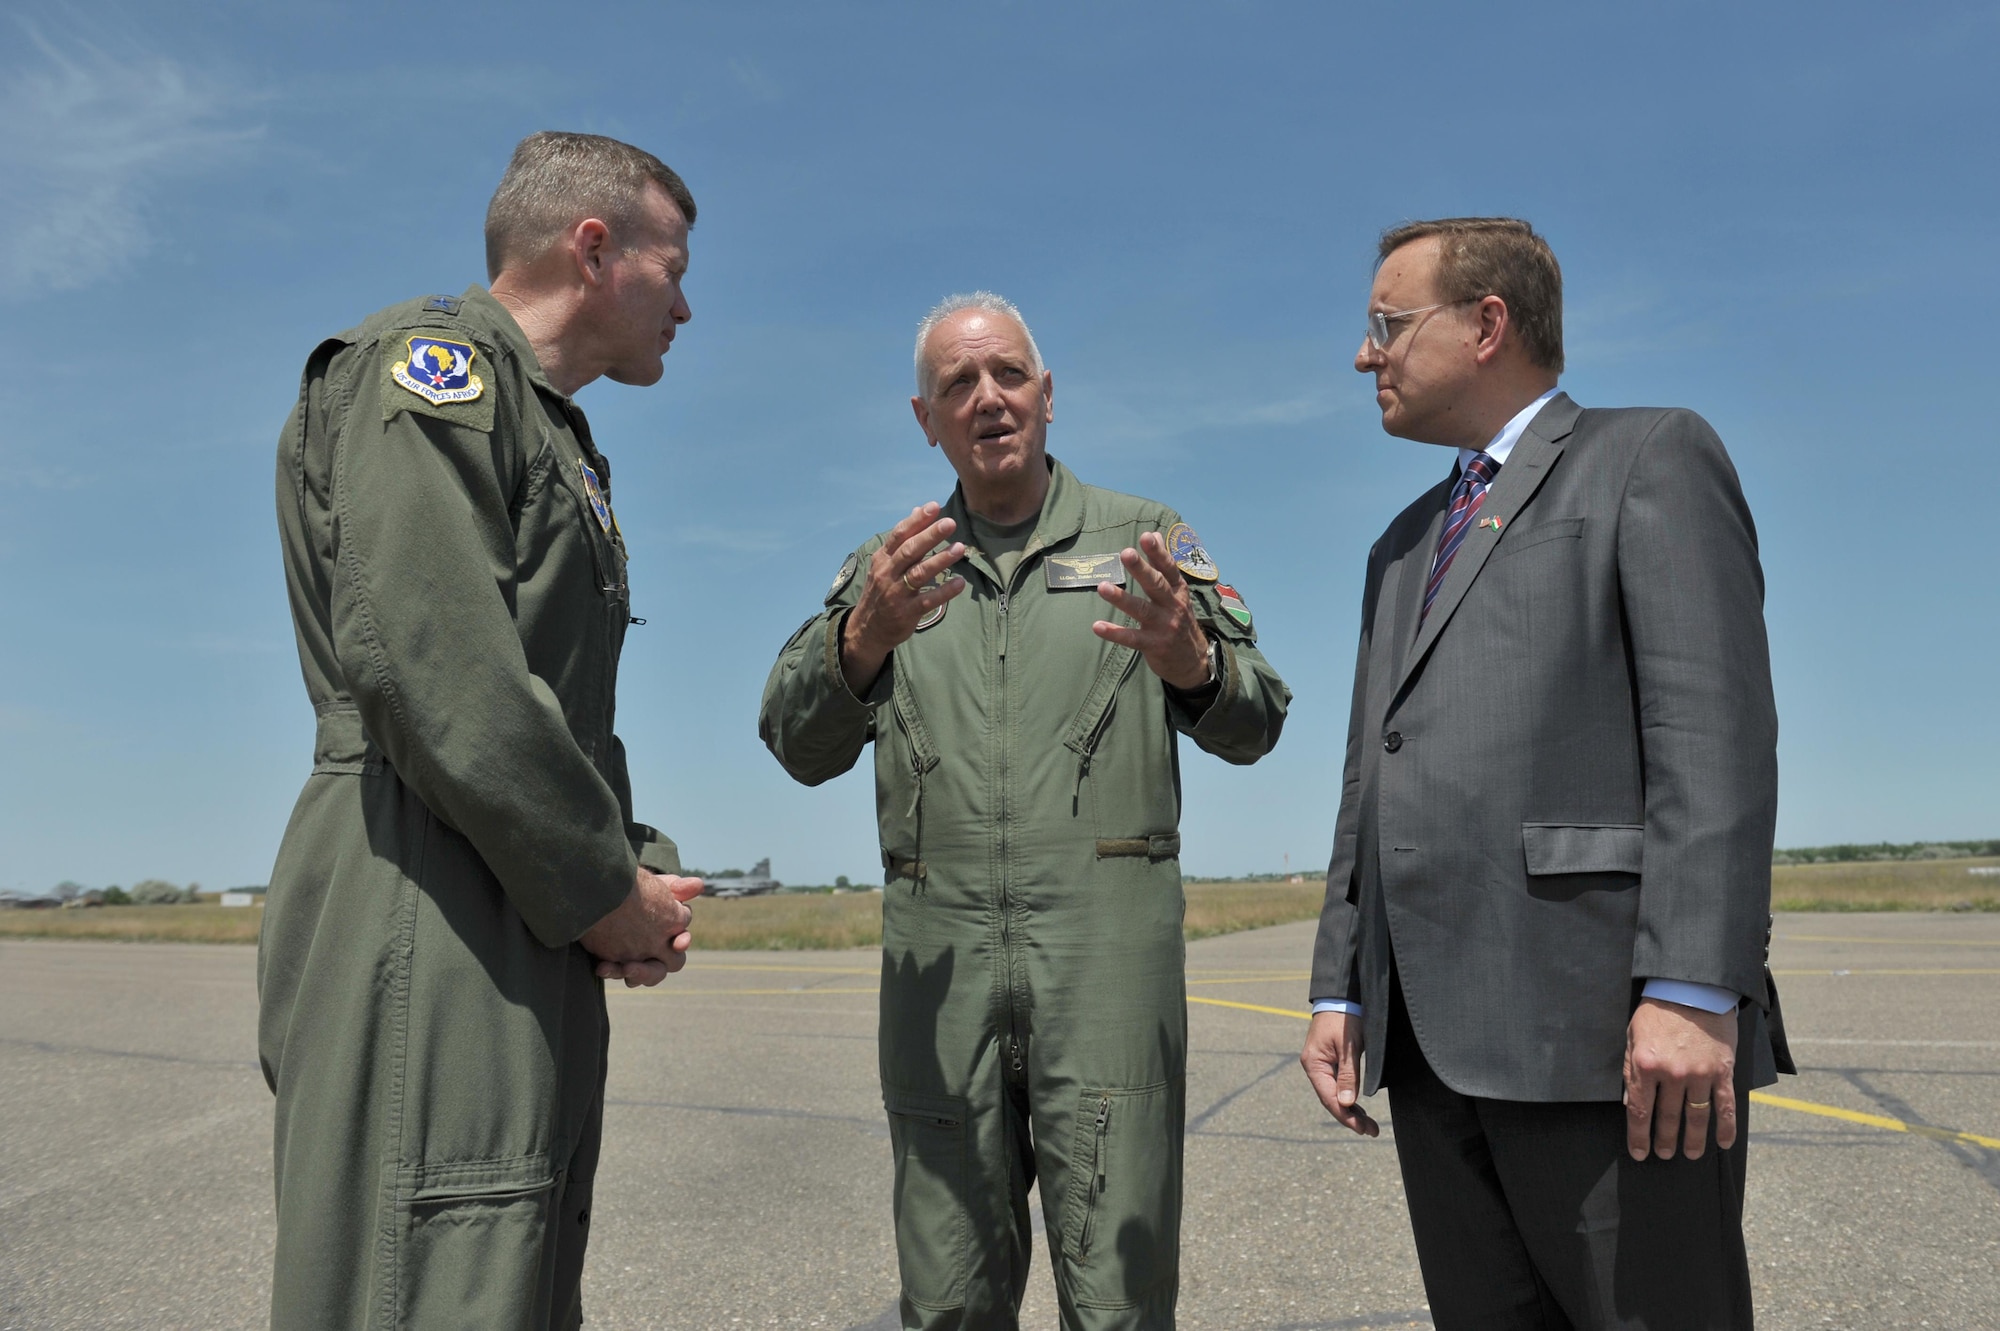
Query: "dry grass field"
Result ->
[[7, 860, 1992, 947], [1770, 856, 2000, 911]]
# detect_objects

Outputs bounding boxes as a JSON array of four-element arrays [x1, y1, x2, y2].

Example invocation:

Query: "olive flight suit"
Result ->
[[262, 287, 678, 1331], [759, 460, 1290, 1330]]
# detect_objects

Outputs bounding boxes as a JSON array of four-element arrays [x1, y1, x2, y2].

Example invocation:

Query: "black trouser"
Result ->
[[1381, 976, 1754, 1331]]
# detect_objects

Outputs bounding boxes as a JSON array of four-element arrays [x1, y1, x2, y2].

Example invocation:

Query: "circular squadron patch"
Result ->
[[826, 552, 860, 603], [1165, 522, 1220, 582]]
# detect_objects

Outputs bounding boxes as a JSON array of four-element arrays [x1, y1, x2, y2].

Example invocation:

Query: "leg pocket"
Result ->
[[398, 1159, 559, 1330], [882, 1086, 970, 1311], [1060, 1080, 1182, 1313]]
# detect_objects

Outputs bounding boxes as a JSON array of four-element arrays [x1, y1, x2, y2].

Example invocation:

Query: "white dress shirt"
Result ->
[[1313, 388, 1738, 1021]]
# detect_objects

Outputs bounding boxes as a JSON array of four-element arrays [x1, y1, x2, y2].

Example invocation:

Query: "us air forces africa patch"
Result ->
[[1165, 522, 1220, 582], [392, 335, 484, 406], [1045, 551, 1127, 590], [1216, 583, 1252, 628], [578, 461, 612, 532]]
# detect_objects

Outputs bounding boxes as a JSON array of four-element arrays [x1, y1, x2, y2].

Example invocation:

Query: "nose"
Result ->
[[673, 290, 691, 325], [972, 372, 1006, 413], [1354, 335, 1381, 374]]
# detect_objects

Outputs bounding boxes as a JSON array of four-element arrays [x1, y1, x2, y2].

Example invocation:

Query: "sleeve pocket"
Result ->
[[1522, 822, 1644, 875]]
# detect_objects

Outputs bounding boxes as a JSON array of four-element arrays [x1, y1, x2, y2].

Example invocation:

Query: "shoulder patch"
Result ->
[[392, 334, 484, 406], [1216, 583, 1251, 628], [1165, 522, 1220, 582], [826, 552, 860, 604]]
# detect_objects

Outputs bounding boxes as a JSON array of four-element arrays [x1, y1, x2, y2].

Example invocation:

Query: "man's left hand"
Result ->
[[1624, 996, 1738, 1161], [1092, 531, 1212, 690]]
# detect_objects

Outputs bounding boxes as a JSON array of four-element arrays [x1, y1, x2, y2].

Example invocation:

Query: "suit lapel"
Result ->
[[1393, 394, 1580, 700], [1387, 479, 1452, 689]]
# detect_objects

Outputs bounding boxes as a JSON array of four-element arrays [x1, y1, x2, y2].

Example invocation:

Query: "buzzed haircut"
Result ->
[[1378, 217, 1564, 373], [483, 132, 696, 281]]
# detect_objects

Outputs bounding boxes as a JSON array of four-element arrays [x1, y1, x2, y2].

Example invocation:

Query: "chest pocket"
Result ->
[[547, 445, 628, 604], [880, 663, 941, 882], [1062, 646, 1140, 818]]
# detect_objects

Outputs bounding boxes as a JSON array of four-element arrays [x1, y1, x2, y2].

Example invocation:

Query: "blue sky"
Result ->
[[1, 1, 1994, 893]]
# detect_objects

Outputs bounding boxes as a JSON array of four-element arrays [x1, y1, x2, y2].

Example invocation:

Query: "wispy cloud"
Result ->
[[0, 23, 260, 297]]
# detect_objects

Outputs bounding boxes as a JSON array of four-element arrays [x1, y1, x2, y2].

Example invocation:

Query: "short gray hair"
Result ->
[[913, 291, 1044, 399], [484, 131, 696, 281]]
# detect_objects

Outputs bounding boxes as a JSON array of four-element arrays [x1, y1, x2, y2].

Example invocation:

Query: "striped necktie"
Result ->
[[1421, 451, 1500, 623]]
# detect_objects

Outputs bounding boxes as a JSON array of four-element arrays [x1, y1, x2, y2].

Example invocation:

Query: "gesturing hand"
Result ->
[[1091, 531, 1212, 691], [1301, 1010, 1380, 1137], [1624, 997, 1739, 1160], [581, 869, 705, 988], [840, 502, 967, 696]]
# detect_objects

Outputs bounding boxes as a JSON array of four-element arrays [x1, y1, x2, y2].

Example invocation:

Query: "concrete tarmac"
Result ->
[[2, 913, 1995, 1329]]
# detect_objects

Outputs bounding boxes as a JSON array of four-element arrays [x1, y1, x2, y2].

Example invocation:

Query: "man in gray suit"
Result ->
[[1300, 217, 1790, 1329]]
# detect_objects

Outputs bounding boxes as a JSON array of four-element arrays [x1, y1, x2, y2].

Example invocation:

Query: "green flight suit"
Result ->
[[759, 460, 1290, 1330], [261, 286, 679, 1331]]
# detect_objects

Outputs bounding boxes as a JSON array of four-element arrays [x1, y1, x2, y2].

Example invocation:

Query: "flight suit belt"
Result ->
[[311, 705, 381, 775], [882, 832, 1181, 881]]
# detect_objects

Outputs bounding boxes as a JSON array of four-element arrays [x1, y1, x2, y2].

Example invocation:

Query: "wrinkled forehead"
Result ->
[[1370, 236, 1442, 309], [922, 309, 1036, 375]]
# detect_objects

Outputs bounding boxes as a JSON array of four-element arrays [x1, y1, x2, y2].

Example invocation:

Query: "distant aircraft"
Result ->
[[705, 858, 782, 898]]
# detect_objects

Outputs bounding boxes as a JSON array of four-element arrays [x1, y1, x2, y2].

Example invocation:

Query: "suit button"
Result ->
[[1383, 732, 1403, 753]]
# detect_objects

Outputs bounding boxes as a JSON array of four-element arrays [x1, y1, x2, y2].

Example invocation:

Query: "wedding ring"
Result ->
[[1687, 1099, 1711, 1110], [902, 570, 920, 593]]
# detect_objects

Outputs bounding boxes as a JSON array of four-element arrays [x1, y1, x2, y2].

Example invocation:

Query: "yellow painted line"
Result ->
[[1187, 996, 1319, 1020], [1780, 935, 2000, 948], [1185, 973, 1313, 987], [614, 986, 880, 997], [1750, 1092, 2000, 1151], [1184, 996, 2000, 1152], [688, 962, 879, 976], [1771, 968, 2000, 976]]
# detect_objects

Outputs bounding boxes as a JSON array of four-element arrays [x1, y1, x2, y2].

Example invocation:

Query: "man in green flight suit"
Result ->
[[760, 292, 1291, 1329], [261, 132, 705, 1331]]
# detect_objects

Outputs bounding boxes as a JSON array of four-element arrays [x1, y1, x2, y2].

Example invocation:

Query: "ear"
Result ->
[[910, 395, 935, 445], [570, 217, 613, 287], [1041, 369, 1054, 424], [1472, 295, 1511, 366]]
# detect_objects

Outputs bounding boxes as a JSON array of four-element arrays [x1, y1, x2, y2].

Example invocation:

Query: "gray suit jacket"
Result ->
[[1310, 393, 1785, 1101]]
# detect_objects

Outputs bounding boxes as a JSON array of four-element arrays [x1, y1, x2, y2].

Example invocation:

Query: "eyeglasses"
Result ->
[[1365, 298, 1476, 351]]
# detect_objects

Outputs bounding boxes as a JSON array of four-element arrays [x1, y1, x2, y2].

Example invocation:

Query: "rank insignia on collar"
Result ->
[[392, 335, 484, 406], [1165, 522, 1220, 582], [828, 552, 859, 601], [1045, 552, 1127, 590], [1216, 583, 1252, 627], [422, 294, 462, 315], [578, 461, 612, 532]]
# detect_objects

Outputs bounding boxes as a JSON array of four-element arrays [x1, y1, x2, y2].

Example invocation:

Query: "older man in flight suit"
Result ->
[[261, 133, 705, 1331], [761, 293, 1290, 1329]]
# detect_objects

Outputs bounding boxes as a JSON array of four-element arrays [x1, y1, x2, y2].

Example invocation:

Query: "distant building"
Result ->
[[706, 859, 782, 898], [220, 892, 262, 907]]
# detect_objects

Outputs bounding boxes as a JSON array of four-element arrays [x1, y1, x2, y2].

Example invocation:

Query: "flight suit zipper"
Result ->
[[996, 588, 1024, 1080]]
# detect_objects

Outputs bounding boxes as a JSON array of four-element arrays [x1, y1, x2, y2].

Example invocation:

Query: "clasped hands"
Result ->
[[839, 503, 1211, 696], [580, 866, 704, 988], [1301, 997, 1740, 1160]]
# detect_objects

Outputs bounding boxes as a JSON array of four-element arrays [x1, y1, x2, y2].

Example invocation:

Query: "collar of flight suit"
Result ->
[[942, 455, 1089, 590], [454, 284, 572, 409]]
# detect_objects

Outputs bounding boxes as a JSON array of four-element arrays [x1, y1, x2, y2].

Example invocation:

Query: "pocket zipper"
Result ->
[[1077, 1095, 1112, 1259]]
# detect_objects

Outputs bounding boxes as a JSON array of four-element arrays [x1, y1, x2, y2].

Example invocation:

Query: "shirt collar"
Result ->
[[1459, 386, 1560, 473]]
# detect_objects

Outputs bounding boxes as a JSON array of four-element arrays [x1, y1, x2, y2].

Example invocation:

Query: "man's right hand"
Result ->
[[839, 503, 967, 696], [579, 868, 705, 988], [1301, 1010, 1380, 1137]]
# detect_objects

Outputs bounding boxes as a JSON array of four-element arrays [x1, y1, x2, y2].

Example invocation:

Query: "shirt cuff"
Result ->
[[1310, 999, 1363, 1017], [1640, 978, 1738, 1014]]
